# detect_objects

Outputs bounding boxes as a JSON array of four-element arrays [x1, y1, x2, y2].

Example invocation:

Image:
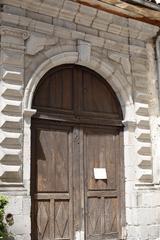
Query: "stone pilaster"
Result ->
[[128, 19, 159, 184], [0, 26, 29, 186]]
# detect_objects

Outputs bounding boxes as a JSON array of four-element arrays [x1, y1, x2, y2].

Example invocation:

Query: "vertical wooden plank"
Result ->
[[54, 200, 70, 238], [50, 198, 54, 239], [72, 127, 81, 236], [87, 197, 102, 236], [101, 197, 105, 234], [36, 127, 70, 192], [62, 68, 73, 110], [82, 69, 121, 115], [86, 129, 117, 191], [73, 67, 82, 115], [104, 198, 118, 234], [37, 200, 50, 240], [52, 130, 69, 192], [79, 127, 85, 237]]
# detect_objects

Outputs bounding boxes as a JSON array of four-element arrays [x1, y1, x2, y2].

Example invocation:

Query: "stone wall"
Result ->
[[0, 1, 160, 239]]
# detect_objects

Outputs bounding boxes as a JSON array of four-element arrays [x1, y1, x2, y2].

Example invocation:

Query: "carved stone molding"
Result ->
[[23, 109, 37, 118], [23, 109, 37, 125], [26, 32, 58, 55], [122, 120, 137, 129], [0, 26, 30, 40], [77, 40, 91, 63]]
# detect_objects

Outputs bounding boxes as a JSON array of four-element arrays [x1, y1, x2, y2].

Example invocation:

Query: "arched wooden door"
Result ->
[[31, 65, 124, 240]]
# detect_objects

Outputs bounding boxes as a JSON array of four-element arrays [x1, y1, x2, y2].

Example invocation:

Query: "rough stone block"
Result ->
[[79, 4, 97, 16], [105, 39, 128, 54], [85, 34, 104, 47], [136, 129, 151, 143], [75, 5, 97, 27], [92, 18, 108, 31], [2, 66, 23, 82], [137, 169, 152, 182], [0, 164, 21, 183], [10, 214, 30, 235], [113, 15, 128, 27], [0, 115, 22, 131], [1, 83, 22, 98], [72, 31, 85, 40], [120, 27, 129, 37], [130, 38, 145, 47], [97, 10, 113, 22], [0, 131, 21, 147], [59, 11, 75, 22], [75, 13, 94, 27], [59, 0, 79, 21], [23, 197, 31, 215], [148, 225, 160, 239], [1, 34, 24, 46], [135, 103, 149, 117], [1, 99, 22, 114], [137, 208, 157, 225], [99, 31, 128, 44], [55, 26, 72, 39], [130, 45, 147, 58], [2, 49, 24, 67], [126, 226, 139, 239], [35, 21, 54, 34], [6, 196, 23, 215], [132, 62, 148, 74], [125, 192, 137, 208], [26, 32, 58, 55], [1, 12, 19, 25], [135, 91, 150, 104], [126, 207, 138, 225], [39, 5, 59, 18], [43, 0, 64, 8], [0, 148, 21, 164], [134, 76, 148, 89], [125, 166, 136, 181], [78, 40, 91, 63], [53, 18, 76, 30], [121, 57, 131, 75], [77, 24, 98, 36], [26, 10, 52, 24], [108, 24, 122, 35], [3, 5, 26, 16]]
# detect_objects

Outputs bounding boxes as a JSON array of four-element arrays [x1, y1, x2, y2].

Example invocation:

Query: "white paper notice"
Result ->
[[94, 168, 107, 180]]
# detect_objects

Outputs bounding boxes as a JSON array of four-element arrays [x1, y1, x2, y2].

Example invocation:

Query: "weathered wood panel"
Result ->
[[31, 65, 124, 240]]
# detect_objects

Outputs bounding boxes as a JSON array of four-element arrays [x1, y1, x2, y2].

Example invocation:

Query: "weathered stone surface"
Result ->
[[0, 1, 160, 240], [26, 32, 58, 55]]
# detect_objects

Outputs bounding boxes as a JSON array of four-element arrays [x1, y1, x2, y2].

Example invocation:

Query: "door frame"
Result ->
[[31, 118, 124, 240], [23, 53, 136, 240], [30, 64, 125, 239]]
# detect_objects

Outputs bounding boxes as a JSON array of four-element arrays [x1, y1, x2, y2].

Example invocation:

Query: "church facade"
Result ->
[[0, 0, 160, 239]]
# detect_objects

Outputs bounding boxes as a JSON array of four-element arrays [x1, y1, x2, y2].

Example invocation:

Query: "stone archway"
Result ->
[[23, 52, 135, 239], [31, 64, 124, 240]]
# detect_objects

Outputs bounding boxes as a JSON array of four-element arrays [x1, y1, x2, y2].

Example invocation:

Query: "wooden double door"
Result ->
[[31, 65, 124, 240]]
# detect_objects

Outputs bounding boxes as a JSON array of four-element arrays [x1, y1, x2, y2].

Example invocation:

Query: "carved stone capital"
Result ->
[[122, 120, 137, 129], [0, 26, 30, 40], [23, 109, 37, 118]]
